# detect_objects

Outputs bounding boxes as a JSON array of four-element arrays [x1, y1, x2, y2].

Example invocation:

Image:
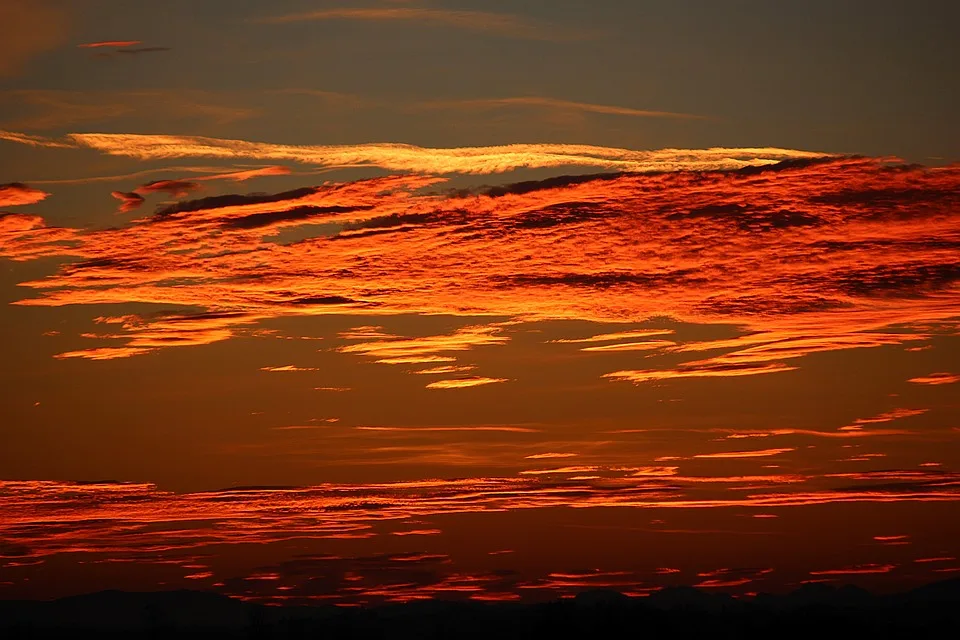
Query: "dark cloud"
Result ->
[[225, 204, 375, 230], [116, 46, 171, 55], [154, 187, 319, 218], [110, 190, 145, 213]]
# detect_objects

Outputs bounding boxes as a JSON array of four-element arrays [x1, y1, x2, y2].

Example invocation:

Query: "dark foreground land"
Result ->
[[2, 579, 959, 639]]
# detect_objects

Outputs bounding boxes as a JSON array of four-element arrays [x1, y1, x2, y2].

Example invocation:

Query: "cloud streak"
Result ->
[[417, 96, 705, 120], [77, 40, 142, 48], [37, 132, 827, 174], [256, 7, 587, 41]]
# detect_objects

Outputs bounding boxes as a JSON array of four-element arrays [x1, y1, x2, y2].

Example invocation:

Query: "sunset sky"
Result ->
[[1, 0, 959, 604]]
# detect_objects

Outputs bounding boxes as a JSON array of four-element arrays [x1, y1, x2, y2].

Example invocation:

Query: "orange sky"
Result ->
[[1, 0, 958, 605]]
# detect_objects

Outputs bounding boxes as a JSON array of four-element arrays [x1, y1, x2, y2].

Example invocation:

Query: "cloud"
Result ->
[[606, 331, 934, 386], [135, 179, 201, 198], [336, 324, 508, 386], [1, 91, 256, 130], [197, 165, 292, 182], [843, 408, 927, 430], [115, 47, 170, 55], [255, 7, 587, 41], [111, 181, 201, 215], [692, 448, 796, 460], [579, 339, 677, 352], [0, 0, 67, 77], [55, 132, 829, 174], [260, 365, 319, 372], [0, 183, 49, 207], [355, 426, 538, 433], [4, 155, 958, 377], [44, 311, 264, 359], [525, 453, 578, 460], [0, 213, 77, 261], [416, 96, 705, 120], [908, 372, 960, 385], [412, 365, 477, 374], [110, 191, 144, 213], [77, 41, 171, 58], [2, 471, 956, 588], [338, 325, 508, 362], [604, 363, 798, 384], [549, 329, 674, 344], [53, 346, 154, 360], [809, 563, 896, 576], [77, 40, 142, 48], [0, 128, 74, 148], [104, 168, 291, 212], [425, 377, 509, 390]]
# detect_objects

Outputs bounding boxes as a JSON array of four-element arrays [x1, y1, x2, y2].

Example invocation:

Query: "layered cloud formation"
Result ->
[[2, 147, 957, 388]]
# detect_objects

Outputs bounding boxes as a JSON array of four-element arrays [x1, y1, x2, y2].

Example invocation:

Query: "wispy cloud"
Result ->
[[908, 372, 959, 385], [260, 365, 319, 372], [255, 7, 588, 41], [693, 448, 796, 460], [417, 96, 706, 120], [26, 131, 827, 174], [77, 40, 142, 48], [809, 563, 896, 576], [549, 329, 674, 344], [425, 377, 509, 390], [0, 128, 74, 148], [1, 470, 957, 603], [1, 91, 256, 130]]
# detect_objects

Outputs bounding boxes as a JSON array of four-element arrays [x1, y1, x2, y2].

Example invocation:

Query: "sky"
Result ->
[[1, 0, 959, 605]]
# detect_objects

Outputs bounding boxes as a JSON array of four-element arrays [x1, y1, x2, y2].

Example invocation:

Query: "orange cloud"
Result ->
[[525, 453, 578, 460], [338, 325, 508, 362], [54, 346, 154, 360], [77, 40, 142, 48], [519, 466, 599, 475], [4, 472, 954, 579], [0, 183, 49, 207], [549, 329, 675, 343], [425, 377, 509, 390], [110, 190, 144, 213], [0, 128, 74, 148], [197, 165, 292, 182], [134, 179, 200, 198], [580, 339, 677, 352], [693, 448, 796, 459], [3, 155, 957, 381], [908, 372, 960, 385], [60, 133, 828, 174], [844, 408, 927, 430], [413, 365, 477, 374], [355, 426, 539, 433], [605, 363, 797, 384]]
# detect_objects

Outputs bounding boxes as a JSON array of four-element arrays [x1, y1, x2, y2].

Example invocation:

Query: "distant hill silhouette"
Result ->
[[1, 579, 958, 639]]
